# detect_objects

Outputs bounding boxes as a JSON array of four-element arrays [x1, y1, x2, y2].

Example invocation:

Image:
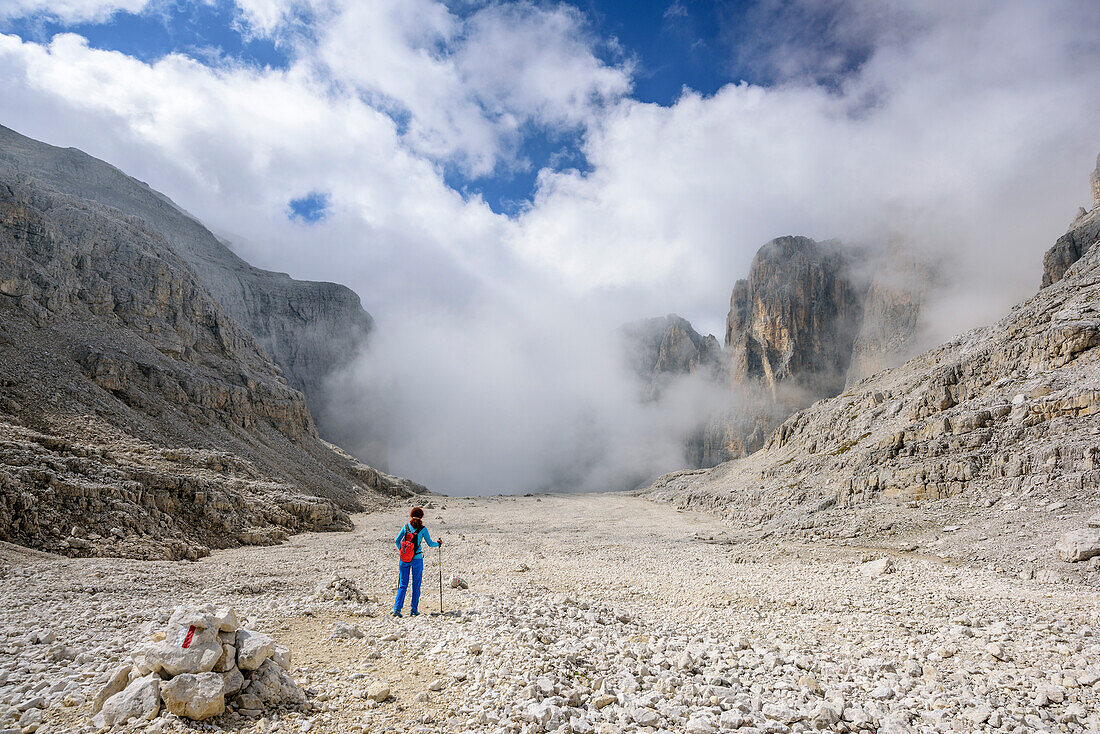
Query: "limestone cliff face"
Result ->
[[1042, 154, 1100, 288], [846, 242, 936, 386], [0, 128, 423, 559], [0, 125, 376, 461], [690, 236, 943, 467], [725, 236, 866, 398], [0, 172, 312, 441], [621, 315, 722, 470], [696, 237, 868, 466], [1042, 211, 1100, 288], [206, 258, 377, 460], [621, 314, 720, 400]]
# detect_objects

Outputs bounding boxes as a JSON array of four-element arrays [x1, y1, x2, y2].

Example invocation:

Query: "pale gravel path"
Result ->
[[1, 494, 1098, 734]]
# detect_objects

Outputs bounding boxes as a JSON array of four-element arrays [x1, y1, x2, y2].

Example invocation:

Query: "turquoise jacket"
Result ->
[[394, 523, 439, 559]]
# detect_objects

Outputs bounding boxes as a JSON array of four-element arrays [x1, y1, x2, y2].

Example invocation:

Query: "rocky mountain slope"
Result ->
[[0, 128, 422, 560], [1043, 154, 1100, 288], [0, 125, 378, 464], [628, 237, 937, 470], [680, 236, 933, 467], [621, 314, 720, 401], [643, 172, 1100, 582]]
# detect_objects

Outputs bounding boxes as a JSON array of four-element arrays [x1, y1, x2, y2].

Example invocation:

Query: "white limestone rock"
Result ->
[[1056, 528, 1100, 562], [329, 622, 364, 639], [144, 607, 222, 677], [366, 682, 391, 702], [160, 671, 226, 721], [91, 674, 160, 728], [221, 666, 245, 696], [860, 558, 894, 577], [235, 628, 276, 671], [272, 644, 292, 670], [90, 663, 131, 715], [248, 659, 307, 707]]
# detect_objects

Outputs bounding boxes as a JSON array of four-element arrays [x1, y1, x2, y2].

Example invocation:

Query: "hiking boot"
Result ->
[[392, 611, 402, 618], [410, 611, 420, 616]]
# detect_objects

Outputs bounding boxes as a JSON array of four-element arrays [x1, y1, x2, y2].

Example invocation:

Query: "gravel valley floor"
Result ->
[[2, 494, 1099, 734]]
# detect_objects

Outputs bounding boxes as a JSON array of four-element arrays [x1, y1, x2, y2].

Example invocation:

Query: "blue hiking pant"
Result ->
[[394, 557, 424, 613]]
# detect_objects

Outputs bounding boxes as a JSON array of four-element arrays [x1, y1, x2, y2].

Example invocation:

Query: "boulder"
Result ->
[[160, 672, 226, 721], [860, 558, 894, 577], [221, 666, 245, 696], [213, 643, 236, 672], [235, 629, 276, 670], [213, 608, 239, 632], [633, 707, 661, 727], [248, 659, 306, 707], [686, 715, 718, 734], [1056, 529, 1100, 562], [235, 692, 264, 712], [591, 693, 616, 709], [144, 607, 222, 676], [91, 674, 160, 728], [449, 574, 468, 589], [329, 622, 364, 639], [90, 663, 131, 714], [367, 682, 391, 702], [272, 644, 292, 670]]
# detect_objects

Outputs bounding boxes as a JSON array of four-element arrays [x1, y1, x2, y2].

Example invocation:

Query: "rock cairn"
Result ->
[[89, 605, 304, 729]]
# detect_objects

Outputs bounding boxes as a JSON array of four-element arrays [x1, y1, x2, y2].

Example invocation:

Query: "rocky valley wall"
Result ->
[[0, 128, 424, 559], [644, 180, 1100, 580], [0, 125, 381, 465]]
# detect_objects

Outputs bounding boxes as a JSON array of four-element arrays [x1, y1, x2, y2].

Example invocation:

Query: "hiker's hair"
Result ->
[[409, 507, 424, 530]]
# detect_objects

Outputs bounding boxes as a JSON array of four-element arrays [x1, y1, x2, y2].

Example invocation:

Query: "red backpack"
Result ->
[[399, 526, 418, 562]]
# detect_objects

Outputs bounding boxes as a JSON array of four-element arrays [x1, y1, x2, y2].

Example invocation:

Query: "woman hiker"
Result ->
[[393, 507, 441, 617]]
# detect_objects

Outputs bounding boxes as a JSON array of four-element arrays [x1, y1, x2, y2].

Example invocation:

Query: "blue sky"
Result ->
[[1, 0, 769, 216], [288, 190, 329, 222], [577, 0, 741, 103]]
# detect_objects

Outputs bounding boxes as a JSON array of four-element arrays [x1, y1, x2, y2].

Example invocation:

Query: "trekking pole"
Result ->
[[438, 543, 444, 614]]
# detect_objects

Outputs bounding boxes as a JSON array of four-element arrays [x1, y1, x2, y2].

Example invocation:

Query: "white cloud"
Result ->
[[514, 0, 1100, 335], [0, 0, 149, 23], [308, 0, 630, 176], [232, 0, 295, 35]]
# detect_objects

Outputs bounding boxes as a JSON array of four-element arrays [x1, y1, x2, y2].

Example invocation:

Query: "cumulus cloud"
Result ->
[[310, 0, 630, 176], [0, 0, 1098, 493], [0, 0, 149, 23]]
